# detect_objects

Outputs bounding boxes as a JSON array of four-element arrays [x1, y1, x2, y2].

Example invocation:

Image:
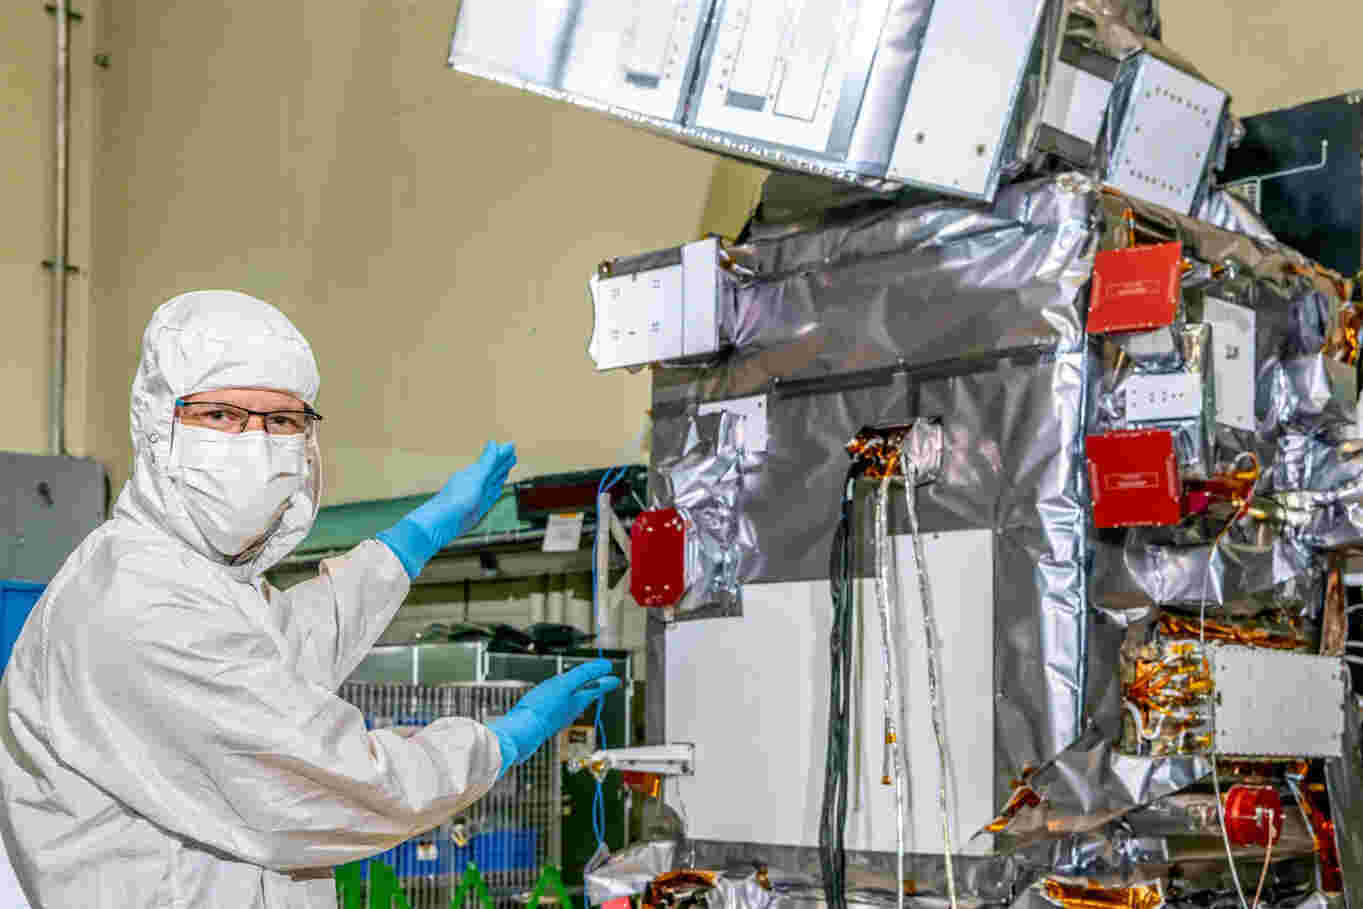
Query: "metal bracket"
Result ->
[[1220, 139, 1330, 212], [570, 743, 696, 781], [594, 492, 633, 644], [43, 4, 83, 20]]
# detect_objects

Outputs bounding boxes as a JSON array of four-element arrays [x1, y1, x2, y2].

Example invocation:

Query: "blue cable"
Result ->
[[590, 466, 629, 856]]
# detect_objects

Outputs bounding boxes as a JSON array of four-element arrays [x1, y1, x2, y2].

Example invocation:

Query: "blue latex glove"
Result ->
[[486, 659, 621, 774], [377, 441, 517, 579]]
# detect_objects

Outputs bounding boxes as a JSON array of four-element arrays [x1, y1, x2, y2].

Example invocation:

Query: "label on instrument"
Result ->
[[1125, 372, 1202, 422], [1204, 297, 1256, 432], [542, 512, 585, 552]]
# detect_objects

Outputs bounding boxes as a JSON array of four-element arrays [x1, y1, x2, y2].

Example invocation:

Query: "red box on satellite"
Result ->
[[1087, 242, 1182, 334], [1086, 430, 1182, 528], [630, 508, 687, 608]]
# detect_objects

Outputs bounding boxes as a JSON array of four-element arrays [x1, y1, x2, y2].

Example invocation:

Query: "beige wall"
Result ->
[[87, 1, 721, 505], [1, 4, 100, 458], [1161, 1, 1363, 115]]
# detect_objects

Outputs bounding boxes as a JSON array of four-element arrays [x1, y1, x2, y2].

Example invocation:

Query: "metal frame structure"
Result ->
[[336, 681, 563, 909]]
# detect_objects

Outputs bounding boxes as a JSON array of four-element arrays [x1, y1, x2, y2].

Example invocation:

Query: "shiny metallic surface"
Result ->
[[651, 410, 756, 615], [981, 727, 1210, 842], [641, 172, 1363, 905], [1090, 533, 1321, 616], [1195, 191, 1279, 245], [335, 682, 558, 909], [874, 477, 908, 909], [1326, 705, 1363, 909], [448, 0, 1044, 196], [902, 470, 959, 908], [1072, 0, 1159, 37], [1110, 327, 1185, 373], [901, 420, 946, 483], [1098, 325, 1213, 478], [585, 840, 678, 904], [842, 0, 934, 169], [653, 174, 1097, 827]]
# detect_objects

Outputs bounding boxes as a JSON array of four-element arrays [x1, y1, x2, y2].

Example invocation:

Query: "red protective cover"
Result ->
[[1223, 784, 1285, 848], [630, 508, 687, 608], [1087, 241, 1182, 334], [1086, 430, 1182, 528]]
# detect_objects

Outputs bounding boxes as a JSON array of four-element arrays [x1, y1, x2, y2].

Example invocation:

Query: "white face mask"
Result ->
[[171, 426, 309, 559]]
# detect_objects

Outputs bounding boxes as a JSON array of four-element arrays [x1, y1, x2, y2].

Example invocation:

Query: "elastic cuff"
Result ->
[[376, 520, 436, 580], [490, 726, 520, 779]]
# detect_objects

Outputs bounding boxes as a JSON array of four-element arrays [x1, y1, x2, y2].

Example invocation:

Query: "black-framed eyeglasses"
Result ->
[[174, 399, 323, 437]]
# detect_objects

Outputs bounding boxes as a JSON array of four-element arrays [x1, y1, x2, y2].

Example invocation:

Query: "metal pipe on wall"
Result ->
[[50, 0, 71, 456]]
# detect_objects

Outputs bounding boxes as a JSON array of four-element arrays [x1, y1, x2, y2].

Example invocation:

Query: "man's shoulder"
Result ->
[[47, 522, 241, 630]]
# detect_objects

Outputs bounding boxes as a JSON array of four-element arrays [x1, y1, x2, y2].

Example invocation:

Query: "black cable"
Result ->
[[821, 467, 861, 909]]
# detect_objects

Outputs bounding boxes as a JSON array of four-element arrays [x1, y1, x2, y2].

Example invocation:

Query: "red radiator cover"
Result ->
[[1086, 430, 1182, 528], [630, 508, 687, 608], [1087, 241, 1182, 334]]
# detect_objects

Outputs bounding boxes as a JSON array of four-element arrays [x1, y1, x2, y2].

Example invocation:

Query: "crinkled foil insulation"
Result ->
[[644, 171, 1361, 907]]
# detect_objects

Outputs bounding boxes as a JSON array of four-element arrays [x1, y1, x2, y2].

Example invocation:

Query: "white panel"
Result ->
[[622, 1, 678, 78], [1125, 372, 1202, 422], [1042, 61, 1112, 146], [590, 239, 723, 371], [666, 530, 995, 853], [1213, 647, 1345, 758], [691, 0, 878, 152], [1204, 297, 1256, 432], [772, 0, 839, 121], [589, 264, 685, 371], [681, 238, 719, 358], [1105, 56, 1226, 214], [730, 0, 784, 98], [666, 583, 824, 846], [697, 395, 768, 452], [887, 0, 1045, 196], [558, 0, 709, 119], [451, 0, 579, 85]]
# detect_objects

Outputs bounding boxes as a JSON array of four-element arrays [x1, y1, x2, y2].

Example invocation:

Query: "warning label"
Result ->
[[1104, 472, 1158, 491], [1107, 279, 1162, 300]]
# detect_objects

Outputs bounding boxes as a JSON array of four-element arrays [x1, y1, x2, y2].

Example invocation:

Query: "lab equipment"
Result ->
[[337, 680, 564, 909]]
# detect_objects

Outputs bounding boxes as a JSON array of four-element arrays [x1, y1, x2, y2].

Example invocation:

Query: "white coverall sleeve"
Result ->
[[268, 539, 410, 690], [48, 554, 502, 872]]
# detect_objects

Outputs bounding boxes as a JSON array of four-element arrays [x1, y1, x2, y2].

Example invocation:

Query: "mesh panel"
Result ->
[[337, 681, 563, 909]]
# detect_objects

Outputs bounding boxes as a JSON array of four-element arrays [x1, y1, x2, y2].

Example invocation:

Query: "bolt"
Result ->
[[915, 131, 925, 144], [975, 144, 986, 156]]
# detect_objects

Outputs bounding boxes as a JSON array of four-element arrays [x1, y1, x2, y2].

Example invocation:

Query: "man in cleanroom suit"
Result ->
[[0, 290, 618, 908]]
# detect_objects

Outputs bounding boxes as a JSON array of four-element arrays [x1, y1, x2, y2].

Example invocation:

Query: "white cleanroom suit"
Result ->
[[0, 291, 503, 907]]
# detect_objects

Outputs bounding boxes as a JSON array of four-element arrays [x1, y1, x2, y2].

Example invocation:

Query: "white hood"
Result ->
[[112, 290, 323, 580]]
